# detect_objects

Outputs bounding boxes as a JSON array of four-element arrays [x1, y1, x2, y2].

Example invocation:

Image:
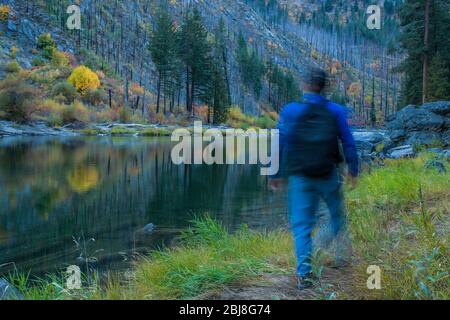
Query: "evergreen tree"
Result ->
[[236, 33, 265, 98], [150, 5, 178, 114], [179, 7, 211, 115], [398, 0, 450, 105], [210, 18, 231, 124], [428, 54, 450, 102]]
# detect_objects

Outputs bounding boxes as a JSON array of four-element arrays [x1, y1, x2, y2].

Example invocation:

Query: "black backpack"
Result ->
[[286, 102, 342, 178]]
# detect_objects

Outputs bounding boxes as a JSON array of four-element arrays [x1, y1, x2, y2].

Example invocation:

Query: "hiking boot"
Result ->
[[297, 273, 316, 290]]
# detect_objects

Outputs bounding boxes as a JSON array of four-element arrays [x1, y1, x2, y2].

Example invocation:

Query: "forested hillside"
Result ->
[[0, 0, 449, 127]]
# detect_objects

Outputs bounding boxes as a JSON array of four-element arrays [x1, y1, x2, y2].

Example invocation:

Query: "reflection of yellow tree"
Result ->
[[67, 166, 100, 194]]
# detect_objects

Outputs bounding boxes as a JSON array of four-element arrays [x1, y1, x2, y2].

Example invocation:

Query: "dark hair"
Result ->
[[303, 67, 328, 91]]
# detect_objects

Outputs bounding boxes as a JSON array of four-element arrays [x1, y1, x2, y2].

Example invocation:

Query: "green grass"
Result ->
[[110, 126, 138, 135], [96, 218, 294, 300], [139, 128, 172, 137], [80, 127, 173, 136], [80, 128, 108, 136], [346, 154, 449, 299], [6, 154, 449, 300]]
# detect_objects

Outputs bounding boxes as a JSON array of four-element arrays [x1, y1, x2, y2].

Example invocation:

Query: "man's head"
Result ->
[[302, 67, 328, 94]]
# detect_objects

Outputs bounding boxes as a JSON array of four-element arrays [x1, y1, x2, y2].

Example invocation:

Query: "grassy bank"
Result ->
[[6, 154, 449, 300]]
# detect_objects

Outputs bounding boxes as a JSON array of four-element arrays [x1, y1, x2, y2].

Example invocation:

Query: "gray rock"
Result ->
[[442, 130, 450, 145], [0, 279, 24, 300], [389, 130, 407, 143], [387, 145, 415, 159], [406, 131, 443, 147], [353, 130, 388, 154], [7, 20, 17, 33], [137, 223, 156, 235], [422, 101, 450, 116], [428, 148, 443, 154], [353, 131, 385, 144], [387, 106, 446, 132], [425, 160, 447, 174], [0, 121, 78, 137], [443, 150, 450, 158]]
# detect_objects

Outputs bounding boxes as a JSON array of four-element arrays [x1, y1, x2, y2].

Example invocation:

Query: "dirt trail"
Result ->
[[207, 266, 356, 300]]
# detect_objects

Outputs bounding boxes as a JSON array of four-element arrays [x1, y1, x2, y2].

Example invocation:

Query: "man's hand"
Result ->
[[269, 179, 286, 192], [347, 175, 358, 190]]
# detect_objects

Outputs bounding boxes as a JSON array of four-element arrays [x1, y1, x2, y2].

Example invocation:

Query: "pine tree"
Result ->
[[179, 7, 211, 115], [210, 18, 231, 124], [150, 5, 178, 114], [398, 0, 450, 105], [236, 33, 265, 98], [428, 54, 450, 102]]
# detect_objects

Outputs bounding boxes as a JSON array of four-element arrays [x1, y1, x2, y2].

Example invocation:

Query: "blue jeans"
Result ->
[[288, 170, 351, 277]]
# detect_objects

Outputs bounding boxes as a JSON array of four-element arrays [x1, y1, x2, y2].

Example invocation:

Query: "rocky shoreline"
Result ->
[[1, 101, 449, 160]]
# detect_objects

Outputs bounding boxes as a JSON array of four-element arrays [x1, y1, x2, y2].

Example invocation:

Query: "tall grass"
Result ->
[[346, 154, 449, 299], [100, 218, 294, 300]]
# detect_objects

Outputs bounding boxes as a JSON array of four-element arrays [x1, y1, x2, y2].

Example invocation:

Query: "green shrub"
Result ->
[[37, 33, 56, 50], [4, 61, 21, 73], [110, 126, 136, 135], [0, 76, 37, 122], [118, 107, 131, 123], [82, 89, 106, 106], [29, 67, 63, 85], [61, 100, 90, 124], [32, 57, 46, 67], [50, 82, 78, 103], [81, 128, 108, 136], [255, 115, 277, 129], [50, 50, 69, 67], [42, 46, 56, 60]]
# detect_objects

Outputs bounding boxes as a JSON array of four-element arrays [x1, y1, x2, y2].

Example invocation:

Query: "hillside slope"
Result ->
[[0, 0, 399, 123]]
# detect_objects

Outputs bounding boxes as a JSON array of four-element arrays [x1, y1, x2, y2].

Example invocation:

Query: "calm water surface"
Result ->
[[0, 136, 287, 275]]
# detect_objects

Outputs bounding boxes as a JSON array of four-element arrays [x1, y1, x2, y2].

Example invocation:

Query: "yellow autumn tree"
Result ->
[[0, 5, 10, 21], [68, 66, 100, 93]]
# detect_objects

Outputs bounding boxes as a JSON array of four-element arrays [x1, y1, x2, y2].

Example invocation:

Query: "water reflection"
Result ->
[[0, 136, 287, 275]]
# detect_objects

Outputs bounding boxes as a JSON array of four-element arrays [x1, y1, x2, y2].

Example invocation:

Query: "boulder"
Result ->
[[353, 131, 385, 144], [136, 223, 156, 235], [422, 101, 450, 117], [353, 130, 388, 154], [386, 145, 415, 159], [443, 149, 450, 158], [388, 130, 407, 143], [406, 131, 443, 147], [0, 279, 23, 300], [387, 105, 446, 132]]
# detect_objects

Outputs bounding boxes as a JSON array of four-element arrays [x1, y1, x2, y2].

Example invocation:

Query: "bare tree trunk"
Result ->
[[422, 0, 430, 104], [156, 72, 162, 114]]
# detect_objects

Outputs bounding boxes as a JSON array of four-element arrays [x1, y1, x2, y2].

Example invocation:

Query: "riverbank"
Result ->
[[4, 153, 448, 300], [0, 120, 268, 138], [0, 120, 179, 138]]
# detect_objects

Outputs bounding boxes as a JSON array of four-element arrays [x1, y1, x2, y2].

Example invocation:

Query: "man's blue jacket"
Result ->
[[276, 93, 360, 178]]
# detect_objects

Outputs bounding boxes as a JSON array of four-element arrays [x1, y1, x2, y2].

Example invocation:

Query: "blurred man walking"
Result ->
[[270, 67, 359, 290]]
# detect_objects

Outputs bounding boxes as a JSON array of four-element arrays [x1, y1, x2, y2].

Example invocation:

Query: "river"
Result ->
[[0, 136, 287, 276]]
